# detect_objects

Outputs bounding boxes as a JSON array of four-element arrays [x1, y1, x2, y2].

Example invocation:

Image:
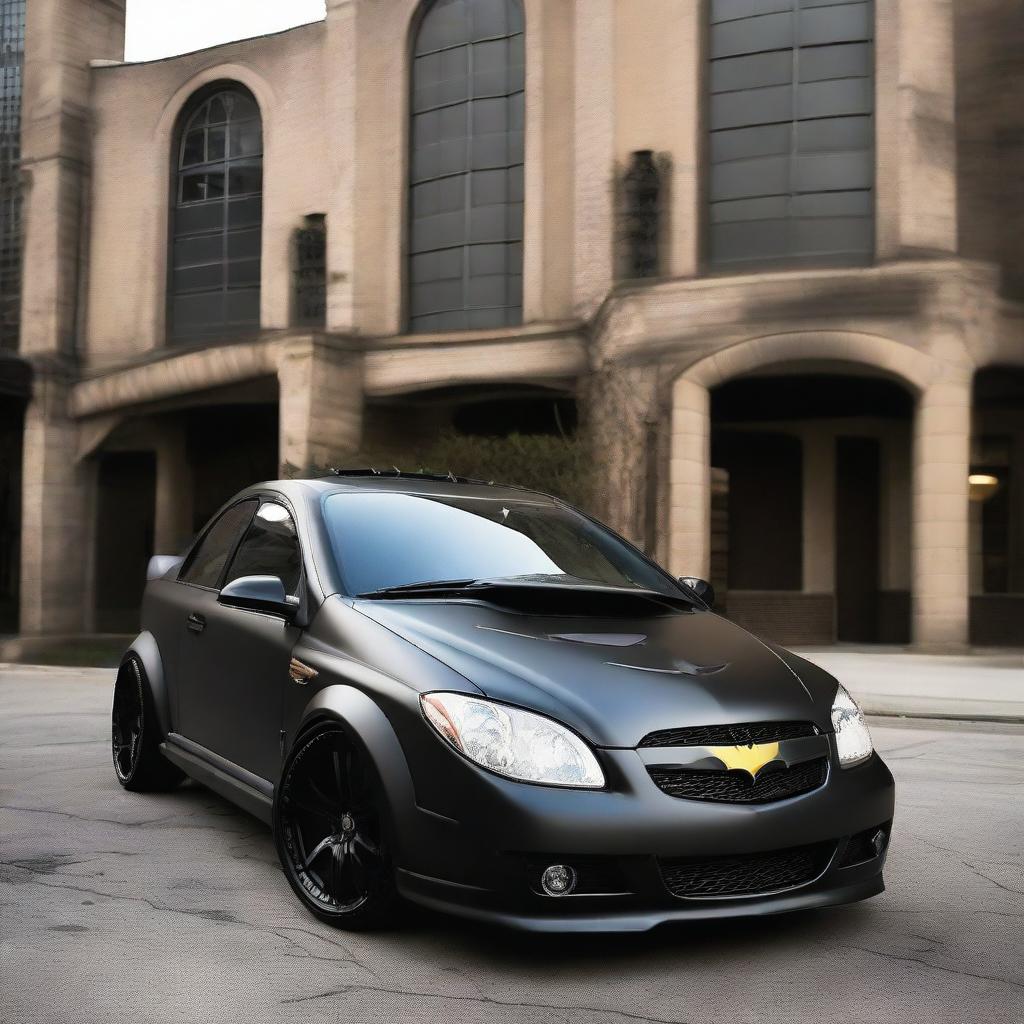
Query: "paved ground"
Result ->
[[1, 666, 1022, 1024]]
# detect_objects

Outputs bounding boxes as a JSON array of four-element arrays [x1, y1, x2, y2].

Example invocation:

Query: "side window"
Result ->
[[224, 502, 302, 596], [179, 499, 258, 588]]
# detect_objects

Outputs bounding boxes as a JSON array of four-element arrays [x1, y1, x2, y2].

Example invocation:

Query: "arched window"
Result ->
[[408, 0, 524, 333], [170, 86, 262, 342], [707, 0, 874, 269]]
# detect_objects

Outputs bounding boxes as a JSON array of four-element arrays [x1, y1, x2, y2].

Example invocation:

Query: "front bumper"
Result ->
[[390, 738, 896, 932]]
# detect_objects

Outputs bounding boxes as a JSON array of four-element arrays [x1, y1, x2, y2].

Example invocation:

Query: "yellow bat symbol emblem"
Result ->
[[707, 741, 781, 780]]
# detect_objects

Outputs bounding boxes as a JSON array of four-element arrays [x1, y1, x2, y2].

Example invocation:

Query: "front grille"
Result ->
[[639, 721, 817, 748], [648, 757, 827, 803], [660, 842, 834, 899]]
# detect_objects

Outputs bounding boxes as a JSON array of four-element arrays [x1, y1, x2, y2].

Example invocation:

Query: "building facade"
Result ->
[[6, 0, 1024, 647]]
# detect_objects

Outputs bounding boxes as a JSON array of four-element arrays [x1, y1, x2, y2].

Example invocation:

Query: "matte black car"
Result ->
[[112, 472, 894, 931]]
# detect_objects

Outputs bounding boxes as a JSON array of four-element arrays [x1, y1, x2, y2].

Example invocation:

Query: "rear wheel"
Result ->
[[111, 658, 183, 792], [274, 723, 399, 930]]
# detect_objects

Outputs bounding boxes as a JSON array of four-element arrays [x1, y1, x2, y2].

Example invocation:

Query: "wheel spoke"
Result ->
[[286, 796, 335, 823], [302, 834, 337, 869], [353, 832, 379, 859]]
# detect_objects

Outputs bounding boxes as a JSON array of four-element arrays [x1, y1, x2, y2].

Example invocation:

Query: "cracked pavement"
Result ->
[[1, 665, 1022, 1024]]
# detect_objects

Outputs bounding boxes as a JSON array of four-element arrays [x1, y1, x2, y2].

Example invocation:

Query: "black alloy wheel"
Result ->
[[274, 724, 399, 929], [111, 658, 183, 792], [111, 661, 144, 784]]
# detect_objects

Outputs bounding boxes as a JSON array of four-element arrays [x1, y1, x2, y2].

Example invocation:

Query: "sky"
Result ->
[[125, 1, 327, 62]]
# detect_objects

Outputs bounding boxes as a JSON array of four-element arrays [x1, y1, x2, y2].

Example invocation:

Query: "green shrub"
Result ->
[[291, 430, 593, 510]]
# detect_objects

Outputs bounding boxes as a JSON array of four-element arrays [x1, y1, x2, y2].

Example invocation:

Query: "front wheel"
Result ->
[[273, 723, 400, 930]]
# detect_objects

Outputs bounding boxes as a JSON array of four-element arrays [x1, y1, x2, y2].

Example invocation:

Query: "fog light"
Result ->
[[540, 864, 577, 896], [871, 830, 888, 858]]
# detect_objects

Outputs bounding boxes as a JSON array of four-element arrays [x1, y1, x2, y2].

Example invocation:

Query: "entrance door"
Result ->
[[835, 437, 881, 642]]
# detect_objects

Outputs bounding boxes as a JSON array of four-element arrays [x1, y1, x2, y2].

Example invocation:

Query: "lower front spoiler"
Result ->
[[396, 858, 887, 933]]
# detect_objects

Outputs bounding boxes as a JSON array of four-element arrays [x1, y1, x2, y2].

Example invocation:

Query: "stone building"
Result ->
[[4, 0, 1023, 647]]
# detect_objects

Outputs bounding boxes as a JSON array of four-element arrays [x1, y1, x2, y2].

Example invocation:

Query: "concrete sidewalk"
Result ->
[[794, 647, 1024, 722]]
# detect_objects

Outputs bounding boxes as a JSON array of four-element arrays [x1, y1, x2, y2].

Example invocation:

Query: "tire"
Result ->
[[274, 722, 401, 930], [111, 657, 184, 792]]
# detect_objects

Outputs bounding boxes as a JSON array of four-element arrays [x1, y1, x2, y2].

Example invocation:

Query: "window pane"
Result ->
[[206, 126, 226, 162], [224, 502, 302, 596], [171, 88, 263, 340], [181, 129, 205, 167], [408, 0, 523, 333], [707, 0, 874, 269], [180, 500, 257, 588]]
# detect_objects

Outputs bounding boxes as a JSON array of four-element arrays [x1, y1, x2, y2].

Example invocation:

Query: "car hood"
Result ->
[[352, 596, 838, 748]]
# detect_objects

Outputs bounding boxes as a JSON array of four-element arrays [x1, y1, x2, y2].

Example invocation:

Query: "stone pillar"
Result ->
[[278, 336, 364, 476], [802, 431, 836, 595], [585, 366, 658, 550], [912, 377, 971, 648], [19, 364, 93, 634], [573, 0, 615, 318], [153, 423, 194, 554], [17, 1, 126, 635], [875, 0, 958, 257], [669, 376, 710, 579]]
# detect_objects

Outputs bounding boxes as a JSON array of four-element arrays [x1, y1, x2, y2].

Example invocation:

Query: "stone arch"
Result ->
[[680, 330, 937, 394], [667, 332, 938, 592]]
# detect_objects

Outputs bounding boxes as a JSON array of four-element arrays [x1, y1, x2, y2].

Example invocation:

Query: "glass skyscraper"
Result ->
[[0, 0, 24, 352]]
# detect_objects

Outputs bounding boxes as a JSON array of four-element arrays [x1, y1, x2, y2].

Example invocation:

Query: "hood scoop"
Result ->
[[551, 633, 647, 647]]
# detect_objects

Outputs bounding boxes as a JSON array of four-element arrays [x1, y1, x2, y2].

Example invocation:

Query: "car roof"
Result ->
[[245, 472, 562, 506]]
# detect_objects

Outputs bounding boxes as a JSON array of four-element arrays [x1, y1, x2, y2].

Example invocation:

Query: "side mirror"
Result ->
[[678, 576, 715, 608], [218, 575, 300, 619], [148, 554, 184, 581]]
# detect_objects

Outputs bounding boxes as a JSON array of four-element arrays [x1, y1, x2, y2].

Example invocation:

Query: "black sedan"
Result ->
[[112, 471, 894, 931]]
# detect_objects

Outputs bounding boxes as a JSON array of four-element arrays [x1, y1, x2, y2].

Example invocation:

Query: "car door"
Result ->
[[178, 498, 304, 784]]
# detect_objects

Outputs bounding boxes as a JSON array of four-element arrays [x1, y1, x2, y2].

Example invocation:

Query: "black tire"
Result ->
[[273, 722, 400, 930], [111, 657, 184, 792]]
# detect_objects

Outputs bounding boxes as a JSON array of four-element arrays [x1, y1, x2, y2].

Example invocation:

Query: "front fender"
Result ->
[[123, 631, 172, 739], [293, 684, 420, 864]]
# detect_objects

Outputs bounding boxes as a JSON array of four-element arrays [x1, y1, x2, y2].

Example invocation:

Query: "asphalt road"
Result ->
[[1, 666, 1022, 1024]]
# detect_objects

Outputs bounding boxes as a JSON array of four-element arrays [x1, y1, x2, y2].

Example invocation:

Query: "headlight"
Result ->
[[831, 684, 873, 768], [420, 692, 605, 788]]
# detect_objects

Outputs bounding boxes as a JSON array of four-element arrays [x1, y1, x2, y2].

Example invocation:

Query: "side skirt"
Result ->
[[161, 733, 274, 825]]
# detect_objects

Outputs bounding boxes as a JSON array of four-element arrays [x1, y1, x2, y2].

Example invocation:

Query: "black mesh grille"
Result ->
[[648, 758, 827, 803], [660, 842, 834, 899], [639, 721, 817, 748]]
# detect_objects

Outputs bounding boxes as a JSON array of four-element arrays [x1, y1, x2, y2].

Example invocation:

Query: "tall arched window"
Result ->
[[170, 86, 263, 342], [708, 0, 874, 269], [408, 0, 524, 333]]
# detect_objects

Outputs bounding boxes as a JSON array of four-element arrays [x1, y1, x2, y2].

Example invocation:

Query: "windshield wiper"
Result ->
[[357, 578, 486, 599]]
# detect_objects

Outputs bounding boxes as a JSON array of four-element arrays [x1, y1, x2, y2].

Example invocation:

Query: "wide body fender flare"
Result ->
[[291, 685, 419, 863], [122, 631, 172, 739]]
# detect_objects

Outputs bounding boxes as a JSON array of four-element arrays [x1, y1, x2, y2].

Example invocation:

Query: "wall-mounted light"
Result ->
[[968, 473, 1001, 502]]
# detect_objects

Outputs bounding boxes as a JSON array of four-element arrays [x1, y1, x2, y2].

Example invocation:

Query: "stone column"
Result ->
[[802, 431, 836, 595], [875, 0, 958, 257], [19, 364, 93, 635], [278, 336, 364, 477], [153, 423, 194, 555], [669, 376, 710, 579], [912, 377, 971, 648], [573, 0, 615, 319]]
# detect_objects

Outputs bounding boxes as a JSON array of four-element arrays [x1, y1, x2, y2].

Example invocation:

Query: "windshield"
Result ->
[[323, 491, 681, 598]]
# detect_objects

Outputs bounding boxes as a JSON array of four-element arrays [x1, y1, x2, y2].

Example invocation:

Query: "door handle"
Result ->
[[186, 613, 206, 634]]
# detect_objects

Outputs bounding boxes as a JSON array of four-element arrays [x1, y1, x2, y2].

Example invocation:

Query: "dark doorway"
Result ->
[[712, 432, 803, 591], [95, 452, 156, 633], [0, 400, 23, 632], [835, 437, 881, 642]]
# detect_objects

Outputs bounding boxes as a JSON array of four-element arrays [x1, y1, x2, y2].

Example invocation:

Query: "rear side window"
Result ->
[[224, 502, 302, 596], [179, 500, 257, 589]]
